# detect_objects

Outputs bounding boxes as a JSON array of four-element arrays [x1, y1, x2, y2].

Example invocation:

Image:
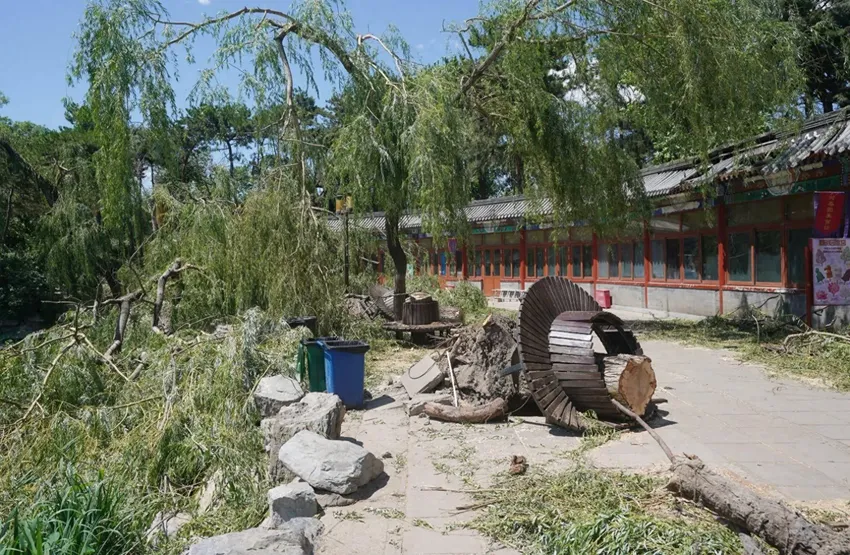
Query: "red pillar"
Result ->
[[805, 239, 813, 327], [519, 226, 527, 289], [643, 223, 650, 308], [717, 203, 727, 315], [591, 232, 598, 296]]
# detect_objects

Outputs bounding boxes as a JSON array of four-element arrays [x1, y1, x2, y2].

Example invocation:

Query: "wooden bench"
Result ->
[[492, 288, 524, 302]]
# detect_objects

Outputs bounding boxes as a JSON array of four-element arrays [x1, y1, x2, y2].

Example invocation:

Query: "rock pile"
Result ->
[[179, 380, 384, 554]]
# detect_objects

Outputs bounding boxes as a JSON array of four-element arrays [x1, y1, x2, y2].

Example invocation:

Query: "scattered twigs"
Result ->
[[446, 352, 459, 408], [782, 329, 850, 352], [610, 398, 675, 463], [20, 339, 75, 420], [80, 334, 131, 382], [419, 486, 508, 494]]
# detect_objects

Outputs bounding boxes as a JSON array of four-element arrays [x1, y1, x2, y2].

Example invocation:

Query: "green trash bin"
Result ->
[[297, 337, 339, 392]]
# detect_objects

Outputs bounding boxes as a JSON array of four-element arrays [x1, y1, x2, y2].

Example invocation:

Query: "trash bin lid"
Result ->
[[317, 340, 370, 354], [301, 336, 340, 346]]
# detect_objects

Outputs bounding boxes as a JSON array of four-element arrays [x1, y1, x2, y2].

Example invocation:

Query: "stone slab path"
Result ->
[[317, 339, 850, 554], [591, 340, 850, 502]]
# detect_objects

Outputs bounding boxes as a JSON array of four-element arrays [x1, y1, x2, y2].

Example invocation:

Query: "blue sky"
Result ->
[[0, 0, 480, 129]]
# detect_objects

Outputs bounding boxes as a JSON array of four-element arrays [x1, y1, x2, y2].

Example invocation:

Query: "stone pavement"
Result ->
[[591, 340, 850, 502], [317, 339, 850, 554]]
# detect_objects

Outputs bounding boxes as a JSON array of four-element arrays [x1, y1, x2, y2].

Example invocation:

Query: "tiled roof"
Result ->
[[329, 108, 850, 232]]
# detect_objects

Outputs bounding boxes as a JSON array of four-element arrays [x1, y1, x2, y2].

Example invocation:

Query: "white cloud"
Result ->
[[416, 43, 424, 50], [198, 0, 211, 5]]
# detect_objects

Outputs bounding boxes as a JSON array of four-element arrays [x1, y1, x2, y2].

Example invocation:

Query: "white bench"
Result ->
[[492, 288, 524, 302]]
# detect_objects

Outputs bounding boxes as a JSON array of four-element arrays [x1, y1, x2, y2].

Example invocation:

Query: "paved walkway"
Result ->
[[317, 339, 850, 554], [591, 340, 850, 501]]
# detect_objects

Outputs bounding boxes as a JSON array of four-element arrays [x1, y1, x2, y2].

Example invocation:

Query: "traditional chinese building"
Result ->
[[344, 108, 850, 327]]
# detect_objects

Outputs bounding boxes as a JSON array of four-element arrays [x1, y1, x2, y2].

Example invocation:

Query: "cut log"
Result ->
[[602, 354, 656, 416], [422, 398, 507, 423], [668, 456, 850, 555]]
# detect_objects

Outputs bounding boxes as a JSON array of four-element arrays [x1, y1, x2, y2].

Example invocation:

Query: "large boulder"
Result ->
[[188, 518, 322, 555], [254, 375, 305, 418], [261, 393, 345, 483], [278, 430, 384, 495], [268, 480, 317, 526]]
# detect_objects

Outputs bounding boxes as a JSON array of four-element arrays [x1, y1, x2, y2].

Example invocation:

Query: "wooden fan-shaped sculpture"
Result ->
[[517, 277, 655, 431]]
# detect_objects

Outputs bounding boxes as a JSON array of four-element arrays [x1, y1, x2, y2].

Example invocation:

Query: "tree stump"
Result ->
[[601, 354, 656, 416], [402, 294, 439, 325]]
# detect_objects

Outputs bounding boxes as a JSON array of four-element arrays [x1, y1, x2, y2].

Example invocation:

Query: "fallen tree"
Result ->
[[422, 398, 507, 423], [669, 456, 850, 555]]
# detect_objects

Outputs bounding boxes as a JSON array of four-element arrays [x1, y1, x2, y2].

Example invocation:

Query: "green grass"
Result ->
[[631, 315, 850, 391], [469, 465, 742, 555]]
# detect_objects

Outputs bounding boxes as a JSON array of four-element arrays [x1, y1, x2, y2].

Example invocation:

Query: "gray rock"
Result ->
[[401, 355, 444, 397], [313, 490, 357, 508], [269, 480, 317, 526], [278, 430, 384, 495], [146, 512, 191, 546], [188, 518, 322, 555], [262, 393, 345, 483], [254, 375, 305, 418], [405, 393, 453, 416]]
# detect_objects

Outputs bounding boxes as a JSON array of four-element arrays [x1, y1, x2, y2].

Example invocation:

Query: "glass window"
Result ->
[[728, 199, 781, 227], [483, 232, 502, 245], [449, 251, 456, 275], [634, 241, 645, 278], [755, 230, 781, 283], [512, 249, 521, 278], [474, 249, 482, 277], [728, 232, 752, 282], [788, 228, 810, 285], [701, 236, 718, 281], [455, 251, 463, 277], [536, 247, 544, 277], [484, 250, 491, 277], [572, 227, 592, 241], [621, 244, 633, 278], [682, 210, 714, 231], [650, 215, 680, 235], [559, 247, 567, 276], [683, 237, 699, 280], [503, 231, 521, 244], [651, 240, 664, 279], [597, 243, 609, 278], [666, 238, 681, 280], [609, 245, 619, 278], [785, 194, 814, 221], [494, 249, 501, 276], [548, 247, 556, 276], [572, 246, 581, 277], [582, 246, 593, 277], [527, 230, 545, 243], [433, 252, 439, 275], [526, 248, 534, 276]]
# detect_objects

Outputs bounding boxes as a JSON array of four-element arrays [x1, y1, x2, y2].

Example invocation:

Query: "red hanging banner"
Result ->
[[814, 192, 846, 237]]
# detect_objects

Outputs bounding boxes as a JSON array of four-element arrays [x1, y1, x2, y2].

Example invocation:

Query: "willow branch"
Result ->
[[459, 0, 543, 97], [21, 340, 75, 420], [357, 33, 406, 88]]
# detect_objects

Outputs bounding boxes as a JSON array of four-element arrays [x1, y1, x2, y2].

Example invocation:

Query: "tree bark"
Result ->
[[668, 456, 850, 555], [105, 290, 143, 359], [423, 398, 508, 423], [1, 188, 12, 247], [385, 214, 407, 321], [602, 354, 656, 416]]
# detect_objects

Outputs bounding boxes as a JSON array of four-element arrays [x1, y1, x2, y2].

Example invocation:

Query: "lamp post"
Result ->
[[335, 195, 353, 291]]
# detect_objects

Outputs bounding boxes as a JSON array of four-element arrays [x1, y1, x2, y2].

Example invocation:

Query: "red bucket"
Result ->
[[595, 289, 612, 309]]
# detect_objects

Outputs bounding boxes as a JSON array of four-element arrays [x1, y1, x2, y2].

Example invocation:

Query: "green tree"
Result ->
[[71, 0, 803, 317]]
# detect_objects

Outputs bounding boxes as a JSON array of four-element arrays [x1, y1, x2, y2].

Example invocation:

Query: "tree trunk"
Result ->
[[602, 354, 656, 416], [423, 398, 508, 423], [226, 141, 235, 176], [385, 214, 407, 321], [669, 457, 850, 555], [1, 188, 12, 247], [513, 154, 524, 193]]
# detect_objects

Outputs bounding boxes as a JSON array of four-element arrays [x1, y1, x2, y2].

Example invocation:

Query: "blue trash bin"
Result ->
[[318, 339, 370, 408]]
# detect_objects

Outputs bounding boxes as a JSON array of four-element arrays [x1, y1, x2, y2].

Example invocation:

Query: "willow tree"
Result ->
[[71, 0, 802, 314]]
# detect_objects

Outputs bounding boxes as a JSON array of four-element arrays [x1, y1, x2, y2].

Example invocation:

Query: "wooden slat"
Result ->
[[549, 330, 594, 341], [558, 379, 607, 389], [547, 337, 593, 349], [550, 354, 597, 365], [552, 363, 600, 373]]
